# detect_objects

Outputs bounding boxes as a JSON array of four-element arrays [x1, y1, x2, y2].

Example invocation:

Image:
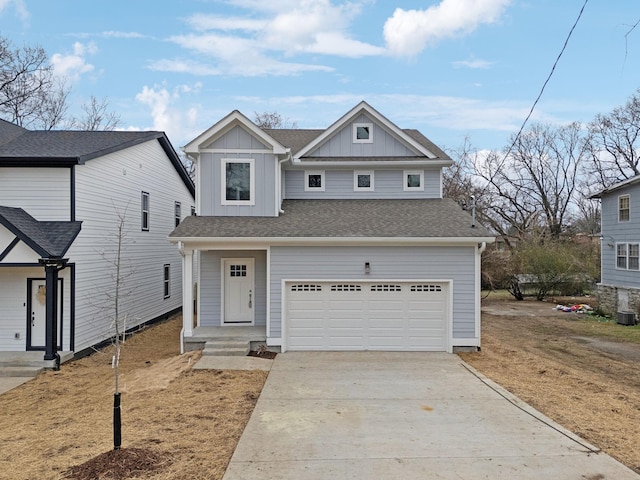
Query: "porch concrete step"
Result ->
[[0, 366, 43, 378], [202, 340, 250, 357]]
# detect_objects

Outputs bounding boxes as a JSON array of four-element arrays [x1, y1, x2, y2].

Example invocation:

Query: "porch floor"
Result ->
[[0, 350, 74, 376]]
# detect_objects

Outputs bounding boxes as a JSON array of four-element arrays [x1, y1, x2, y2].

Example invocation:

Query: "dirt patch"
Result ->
[[0, 315, 268, 480], [459, 298, 640, 474]]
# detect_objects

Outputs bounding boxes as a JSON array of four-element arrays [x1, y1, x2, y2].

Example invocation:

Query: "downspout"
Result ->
[[278, 149, 291, 214], [178, 241, 185, 354], [476, 241, 487, 351]]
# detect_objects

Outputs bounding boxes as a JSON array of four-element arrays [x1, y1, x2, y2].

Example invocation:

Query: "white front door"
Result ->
[[223, 259, 255, 324], [28, 278, 63, 349]]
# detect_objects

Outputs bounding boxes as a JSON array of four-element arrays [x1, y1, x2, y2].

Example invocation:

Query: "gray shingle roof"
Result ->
[[170, 199, 492, 240], [264, 128, 451, 161], [0, 206, 81, 258]]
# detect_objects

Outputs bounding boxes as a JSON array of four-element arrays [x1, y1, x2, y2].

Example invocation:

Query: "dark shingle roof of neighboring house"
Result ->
[[169, 199, 492, 240], [264, 128, 450, 160], [0, 206, 81, 258], [0, 122, 195, 196]]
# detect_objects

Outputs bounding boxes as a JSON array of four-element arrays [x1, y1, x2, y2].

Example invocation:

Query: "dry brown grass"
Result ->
[[460, 299, 640, 474], [0, 315, 268, 480]]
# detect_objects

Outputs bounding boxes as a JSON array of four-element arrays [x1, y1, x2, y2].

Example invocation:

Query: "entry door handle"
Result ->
[[248, 290, 252, 308]]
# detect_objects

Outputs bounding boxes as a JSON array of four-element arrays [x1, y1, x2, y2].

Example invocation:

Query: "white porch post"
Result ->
[[180, 243, 194, 353]]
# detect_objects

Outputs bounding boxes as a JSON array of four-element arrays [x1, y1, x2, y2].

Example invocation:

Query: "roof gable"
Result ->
[[0, 206, 81, 258], [183, 110, 287, 155], [590, 175, 640, 199], [294, 101, 448, 162]]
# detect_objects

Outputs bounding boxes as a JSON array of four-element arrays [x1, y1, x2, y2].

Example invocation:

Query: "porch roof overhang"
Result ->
[[0, 206, 81, 259]]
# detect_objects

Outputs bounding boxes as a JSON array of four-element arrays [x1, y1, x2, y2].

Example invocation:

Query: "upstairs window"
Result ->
[[174, 202, 181, 227], [354, 170, 374, 191], [190, 205, 196, 216], [141, 191, 149, 231], [404, 170, 424, 191], [222, 159, 254, 205], [353, 123, 373, 143], [619, 195, 630, 222], [305, 171, 325, 192]]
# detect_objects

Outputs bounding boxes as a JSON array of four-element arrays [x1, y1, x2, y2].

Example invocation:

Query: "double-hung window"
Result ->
[[163, 264, 170, 298], [619, 195, 630, 222], [141, 191, 149, 231], [222, 159, 255, 205], [617, 242, 640, 270], [174, 202, 181, 227]]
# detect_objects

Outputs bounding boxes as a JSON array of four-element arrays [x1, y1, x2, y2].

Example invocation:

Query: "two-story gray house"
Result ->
[[170, 102, 494, 353], [592, 176, 640, 322], [0, 120, 195, 365]]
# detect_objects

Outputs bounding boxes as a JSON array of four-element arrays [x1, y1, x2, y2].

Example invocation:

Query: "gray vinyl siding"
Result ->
[[0, 167, 71, 221], [309, 113, 420, 158], [199, 151, 277, 216], [205, 125, 269, 150], [68, 139, 194, 351], [199, 250, 267, 327], [601, 183, 640, 288], [284, 169, 441, 199], [269, 245, 476, 339]]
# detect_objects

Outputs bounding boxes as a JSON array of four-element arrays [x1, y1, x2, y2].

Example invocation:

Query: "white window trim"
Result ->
[[354, 170, 374, 191], [163, 264, 171, 299], [619, 194, 630, 222], [617, 242, 640, 270], [141, 191, 149, 231], [404, 170, 424, 191], [221, 158, 255, 206], [353, 123, 373, 143], [305, 170, 325, 192]]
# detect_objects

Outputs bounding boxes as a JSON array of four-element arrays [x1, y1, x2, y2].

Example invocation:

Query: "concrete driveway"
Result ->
[[223, 352, 640, 479]]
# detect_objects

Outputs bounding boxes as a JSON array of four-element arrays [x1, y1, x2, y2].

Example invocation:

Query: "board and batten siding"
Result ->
[[269, 246, 476, 340], [284, 169, 441, 199], [308, 113, 421, 158], [601, 183, 640, 288], [68, 139, 194, 351], [0, 167, 72, 221], [0, 267, 71, 351], [198, 124, 278, 217], [199, 250, 267, 326]]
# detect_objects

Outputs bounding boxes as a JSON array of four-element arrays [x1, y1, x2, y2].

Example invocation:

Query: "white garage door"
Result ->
[[285, 281, 448, 351]]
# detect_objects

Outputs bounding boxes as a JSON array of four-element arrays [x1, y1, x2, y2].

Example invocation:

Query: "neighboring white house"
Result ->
[[0, 119, 195, 364], [170, 102, 494, 353]]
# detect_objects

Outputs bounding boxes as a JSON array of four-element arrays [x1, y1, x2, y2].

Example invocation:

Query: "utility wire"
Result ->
[[499, 0, 589, 164]]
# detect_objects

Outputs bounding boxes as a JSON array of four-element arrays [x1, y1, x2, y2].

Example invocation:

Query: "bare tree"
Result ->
[[67, 95, 121, 131], [587, 88, 640, 188], [253, 111, 298, 129], [474, 122, 587, 241], [0, 36, 69, 129]]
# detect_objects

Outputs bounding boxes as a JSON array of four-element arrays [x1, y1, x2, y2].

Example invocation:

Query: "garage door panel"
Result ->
[[286, 281, 448, 351]]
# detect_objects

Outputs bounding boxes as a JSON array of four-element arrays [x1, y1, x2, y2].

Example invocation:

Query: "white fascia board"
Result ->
[[295, 101, 438, 159], [291, 159, 453, 168], [169, 236, 496, 249], [182, 110, 288, 155]]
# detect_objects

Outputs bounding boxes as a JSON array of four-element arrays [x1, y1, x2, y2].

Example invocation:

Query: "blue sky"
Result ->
[[0, 0, 638, 154]]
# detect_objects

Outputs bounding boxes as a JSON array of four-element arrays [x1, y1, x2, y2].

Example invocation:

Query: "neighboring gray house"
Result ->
[[170, 102, 494, 353], [0, 120, 195, 365], [591, 176, 640, 321]]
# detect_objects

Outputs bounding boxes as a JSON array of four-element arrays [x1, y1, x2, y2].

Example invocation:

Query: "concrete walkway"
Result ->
[[223, 352, 640, 479]]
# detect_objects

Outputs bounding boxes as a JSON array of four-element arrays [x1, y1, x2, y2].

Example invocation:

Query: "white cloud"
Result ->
[[452, 58, 495, 69], [185, 14, 266, 32], [134, 83, 203, 145], [0, 0, 28, 22], [101, 31, 146, 39], [383, 0, 511, 58], [50, 42, 96, 81]]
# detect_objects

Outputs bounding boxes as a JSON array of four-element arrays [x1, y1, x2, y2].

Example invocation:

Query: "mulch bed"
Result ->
[[247, 349, 277, 359], [65, 448, 170, 480]]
